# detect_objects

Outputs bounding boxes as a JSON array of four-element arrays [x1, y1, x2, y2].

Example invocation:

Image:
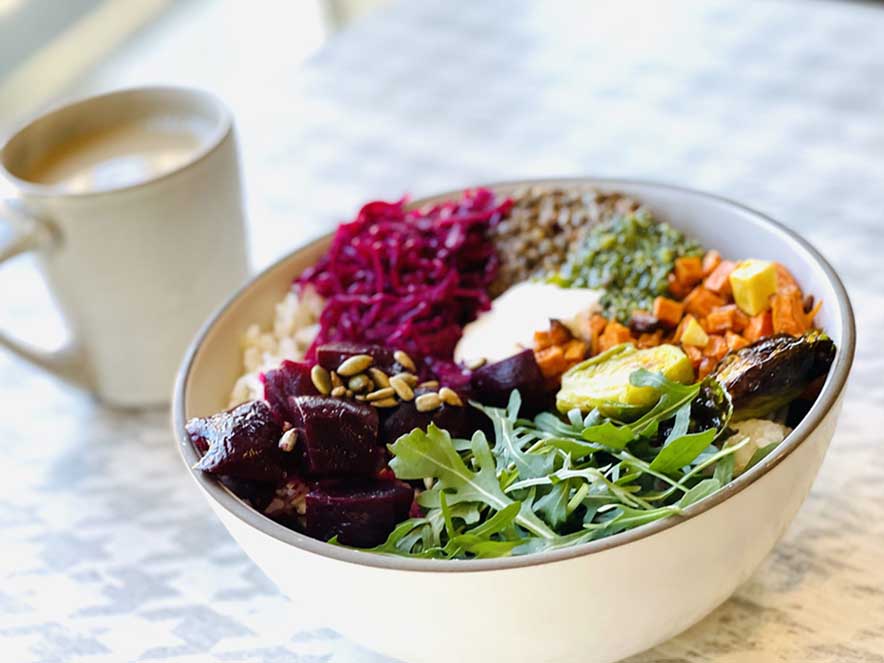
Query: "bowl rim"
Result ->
[[173, 177, 856, 573]]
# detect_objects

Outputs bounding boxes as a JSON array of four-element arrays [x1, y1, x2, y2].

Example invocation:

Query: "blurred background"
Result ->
[[0, 0, 388, 129]]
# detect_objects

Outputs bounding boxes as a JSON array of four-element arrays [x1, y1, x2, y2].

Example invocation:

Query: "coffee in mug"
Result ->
[[0, 86, 250, 407]]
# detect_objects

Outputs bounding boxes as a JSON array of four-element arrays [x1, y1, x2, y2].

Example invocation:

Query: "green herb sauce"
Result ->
[[549, 212, 703, 322]]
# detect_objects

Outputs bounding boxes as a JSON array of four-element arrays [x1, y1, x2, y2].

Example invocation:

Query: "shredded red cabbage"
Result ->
[[297, 189, 509, 371]]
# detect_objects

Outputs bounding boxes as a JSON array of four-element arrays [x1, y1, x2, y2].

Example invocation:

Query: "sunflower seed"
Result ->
[[368, 367, 390, 389], [389, 376, 414, 401], [330, 371, 343, 389], [371, 397, 399, 408], [347, 374, 371, 393], [331, 386, 347, 398], [337, 354, 374, 376], [465, 357, 487, 370], [418, 380, 439, 390], [393, 350, 416, 373], [278, 428, 298, 452], [310, 365, 331, 395], [415, 392, 442, 412], [392, 372, 418, 387], [365, 387, 395, 401], [438, 387, 463, 407]]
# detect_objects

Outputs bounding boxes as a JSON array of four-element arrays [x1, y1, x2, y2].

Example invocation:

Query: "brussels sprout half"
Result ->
[[711, 330, 836, 421]]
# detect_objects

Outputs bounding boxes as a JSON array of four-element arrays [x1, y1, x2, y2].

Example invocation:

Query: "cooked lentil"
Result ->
[[489, 186, 643, 296]]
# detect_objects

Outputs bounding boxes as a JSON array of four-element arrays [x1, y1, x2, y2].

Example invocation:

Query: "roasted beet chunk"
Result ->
[[187, 400, 286, 482], [305, 479, 414, 547], [470, 349, 549, 415], [380, 397, 487, 445], [316, 342, 401, 375], [262, 360, 318, 423], [218, 476, 277, 512], [289, 396, 380, 475]]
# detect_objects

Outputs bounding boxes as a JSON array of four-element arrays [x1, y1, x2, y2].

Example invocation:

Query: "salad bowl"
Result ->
[[173, 178, 854, 663]]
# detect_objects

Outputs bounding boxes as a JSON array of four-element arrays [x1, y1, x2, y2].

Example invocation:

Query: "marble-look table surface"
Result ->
[[1, 1, 882, 661]]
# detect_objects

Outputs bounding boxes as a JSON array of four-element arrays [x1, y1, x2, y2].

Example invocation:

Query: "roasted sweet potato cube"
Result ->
[[674, 256, 704, 287], [637, 330, 664, 349], [771, 291, 809, 336], [703, 260, 736, 296], [775, 262, 801, 295], [732, 307, 749, 332], [702, 334, 729, 361], [702, 250, 722, 277], [562, 339, 587, 362], [589, 314, 607, 335], [535, 345, 568, 378], [683, 344, 703, 369], [533, 329, 552, 351], [548, 319, 573, 345], [698, 357, 717, 379], [667, 272, 692, 300], [672, 315, 688, 344], [588, 314, 607, 356], [684, 287, 726, 320], [704, 304, 747, 334], [725, 331, 750, 352], [744, 310, 773, 342], [652, 296, 684, 329], [704, 308, 730, 334], [598, 320, 633, 353]]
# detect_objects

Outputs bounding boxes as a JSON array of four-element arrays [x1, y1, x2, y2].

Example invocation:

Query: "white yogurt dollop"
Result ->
[[454, 282, 602, 365]]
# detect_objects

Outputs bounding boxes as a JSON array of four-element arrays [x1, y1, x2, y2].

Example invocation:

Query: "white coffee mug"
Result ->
[[0, 86, 250, 407]]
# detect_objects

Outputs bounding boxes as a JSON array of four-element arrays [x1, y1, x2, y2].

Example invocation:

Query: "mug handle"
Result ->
[[0, 200, 88, 387]]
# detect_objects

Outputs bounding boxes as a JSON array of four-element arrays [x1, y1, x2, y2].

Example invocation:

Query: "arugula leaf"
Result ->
[[743, 441, 780, 472], [533, 411, 577, 436], [533, 480, 572, 528], [713, 452, 735, 485], [472, 393, 554, 479], [628, 369, 701, 437], [677, 478, 721, 508], [369, 500, 482, 557], [595, 504, 682, 533], [567, 407, 584, 429], [389, 425, 555, 539], [368, 517, 435, 557], [512, 529, 599, 556], [531, 436, 603, 459], [580, 421, 634, 450], [649, 428, 717, 473], [510, 461, 650, 511], [446, 502, 522, 558], [516, 503, 684, 556], [665, 402, 691, 444]]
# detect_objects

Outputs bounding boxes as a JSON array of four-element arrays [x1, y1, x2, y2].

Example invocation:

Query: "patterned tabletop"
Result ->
[[2, 1, 883, 661]]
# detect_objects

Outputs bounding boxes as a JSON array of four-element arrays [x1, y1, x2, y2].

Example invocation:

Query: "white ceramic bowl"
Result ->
[[173, 179, 855, 663]]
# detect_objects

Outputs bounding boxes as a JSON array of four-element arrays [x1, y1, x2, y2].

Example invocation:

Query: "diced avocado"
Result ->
[[557, 343, 695, 418], [729, 259, 777, 316], [680, 315, 709, 347]]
